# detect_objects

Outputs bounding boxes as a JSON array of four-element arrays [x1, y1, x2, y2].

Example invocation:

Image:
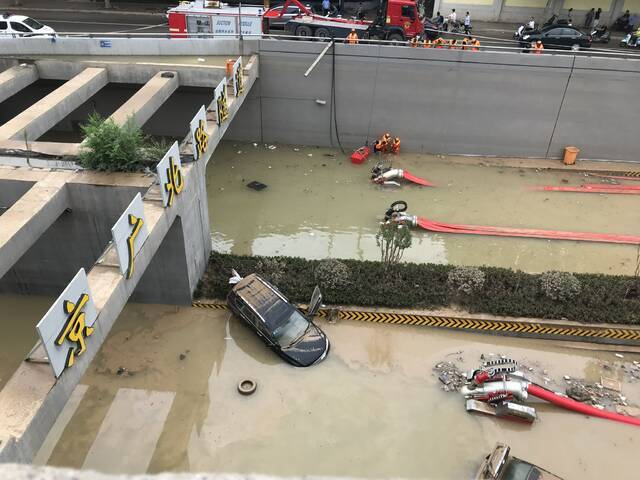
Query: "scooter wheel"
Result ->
[[389, 200, 408, 213]]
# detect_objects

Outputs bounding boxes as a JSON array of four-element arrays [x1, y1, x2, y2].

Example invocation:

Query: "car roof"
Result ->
[[233, 274, 293, 326], [1, 15, 30, 22], [542, 24, 580, 31]]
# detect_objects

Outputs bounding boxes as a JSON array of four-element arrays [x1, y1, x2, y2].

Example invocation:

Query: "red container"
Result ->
[[350, 146, 370, 164]]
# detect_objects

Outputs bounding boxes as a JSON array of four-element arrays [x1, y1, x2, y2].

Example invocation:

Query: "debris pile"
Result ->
[[433, 361, 466, 392]]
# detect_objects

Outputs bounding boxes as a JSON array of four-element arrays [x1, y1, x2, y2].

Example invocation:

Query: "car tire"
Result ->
[[315, 27, 331, 39], [296, 25, 313, 37], [388, 33, 404, 44]]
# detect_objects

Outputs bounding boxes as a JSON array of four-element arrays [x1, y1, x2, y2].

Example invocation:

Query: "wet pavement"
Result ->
[[207, 141, 640, 275], [36, 302, 640, 479]]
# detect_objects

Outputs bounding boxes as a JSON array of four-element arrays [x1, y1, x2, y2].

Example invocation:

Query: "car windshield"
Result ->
[[23, 17, 44, 30], [501, 459, 540, 480], [272, 309, 310, 347]]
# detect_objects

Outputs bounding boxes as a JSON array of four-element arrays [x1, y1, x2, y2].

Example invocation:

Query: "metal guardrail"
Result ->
[[3, 31, 640, 60]]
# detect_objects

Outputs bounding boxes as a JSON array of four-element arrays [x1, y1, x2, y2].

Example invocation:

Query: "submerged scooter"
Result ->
[[371, 162, 434, 187], [620, 29, 640, 47], [591, 25, 610, 43]]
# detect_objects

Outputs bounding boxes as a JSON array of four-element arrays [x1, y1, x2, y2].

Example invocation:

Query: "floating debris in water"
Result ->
[[247, 181, 267, 191]]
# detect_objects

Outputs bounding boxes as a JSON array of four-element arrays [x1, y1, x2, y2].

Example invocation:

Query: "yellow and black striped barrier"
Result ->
[[192, 301, 640, 346]]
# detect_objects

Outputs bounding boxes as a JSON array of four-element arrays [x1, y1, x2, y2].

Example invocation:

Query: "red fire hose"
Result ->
[[402, 171, 435, 187], [527, 384, 640, 427], [536, 184, 640, 195], [415, 217, 640, 245]]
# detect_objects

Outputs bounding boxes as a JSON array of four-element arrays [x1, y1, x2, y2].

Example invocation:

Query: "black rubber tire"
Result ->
[[238, 379, 257, 395], [388, 33, 404, 43], [315, 27, 331, 39], [390, 200, 408, 213], [296, 25, 313, 37]]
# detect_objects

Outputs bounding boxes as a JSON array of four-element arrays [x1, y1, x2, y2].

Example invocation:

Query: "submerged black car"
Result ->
[[227, 272, 329, 367], [520, 25, 592, 50]]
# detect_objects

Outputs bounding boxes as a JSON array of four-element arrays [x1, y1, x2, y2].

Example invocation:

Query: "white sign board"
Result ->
[[209, 78, 229, 127], [189, 105, 209, 161], [156, 141, 185, 208], [36, 269, 98, 378], [111, 192, 149, 279], [230, 57, 243, 97], [210, 15, 262, 37], [239, 16, 262, 36]]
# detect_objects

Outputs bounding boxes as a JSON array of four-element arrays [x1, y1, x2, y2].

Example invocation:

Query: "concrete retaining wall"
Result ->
[[226, 39, 640, 161], [0, 37, 259, 57]]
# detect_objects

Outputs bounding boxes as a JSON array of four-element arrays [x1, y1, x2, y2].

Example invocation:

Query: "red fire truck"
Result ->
[[167, 0, 265, 38]]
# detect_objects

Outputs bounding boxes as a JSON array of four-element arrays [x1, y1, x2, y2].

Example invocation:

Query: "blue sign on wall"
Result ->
[[99, 40, 112, 48]]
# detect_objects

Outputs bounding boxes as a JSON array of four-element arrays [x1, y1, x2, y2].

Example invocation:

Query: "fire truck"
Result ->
[[167, 0, 265, 38]]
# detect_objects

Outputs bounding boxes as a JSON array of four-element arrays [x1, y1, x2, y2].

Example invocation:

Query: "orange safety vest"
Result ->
[[435, 38, 444, 48], [410, 37, 419, 47], [423, 39, 432, 48], [461, 39, 468, 50], [471, 39, 480, 51], [347, 32, 359, 44], [533, 43, 544, 54], [449, 40, 458, 50], [392, 138, 401, 153]]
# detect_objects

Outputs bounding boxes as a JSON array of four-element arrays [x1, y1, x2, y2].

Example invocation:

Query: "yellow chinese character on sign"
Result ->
[[235, 62, 244, 96], [217, 87, 229, 126], [55, 293, 93, 369], [164, 156, 184, 207], [194, 119, 209, 159], [126, 214, 144, 279]]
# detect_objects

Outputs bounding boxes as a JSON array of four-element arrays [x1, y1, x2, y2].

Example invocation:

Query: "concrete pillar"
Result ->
[[107, 71, 179, 128], [0, 172, 73, 281], [0, 68, 108, 142], [0, 64, 39, 105]]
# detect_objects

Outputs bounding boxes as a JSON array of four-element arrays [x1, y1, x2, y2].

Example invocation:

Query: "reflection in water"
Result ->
[[39, 303, 640, 479], [207, 142, 640, 274]]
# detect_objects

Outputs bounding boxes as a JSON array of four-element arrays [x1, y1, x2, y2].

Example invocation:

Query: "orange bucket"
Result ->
[[563, 146, 579, 165], [226, 59, 235, 77]]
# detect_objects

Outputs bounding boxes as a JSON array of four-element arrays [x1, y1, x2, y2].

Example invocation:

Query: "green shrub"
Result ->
[[540, 271, 581, 301], [197, 252, 640, 325], [448, 266, 486, 295]]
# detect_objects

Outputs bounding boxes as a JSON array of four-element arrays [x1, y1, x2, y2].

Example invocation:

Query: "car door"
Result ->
[[543, 27, 564, 48], [237, 301, 275, 346], [10, 21, 32, 37], [563, 28, 582, 48]]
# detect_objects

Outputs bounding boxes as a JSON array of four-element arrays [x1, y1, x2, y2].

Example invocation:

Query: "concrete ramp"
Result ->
[[0, 64, 39, 104]]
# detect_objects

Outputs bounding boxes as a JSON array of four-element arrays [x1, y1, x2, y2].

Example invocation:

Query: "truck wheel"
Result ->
[[315, 27, 331, 39], [388, 33, 404, 44], [296, 25, 313, 37]]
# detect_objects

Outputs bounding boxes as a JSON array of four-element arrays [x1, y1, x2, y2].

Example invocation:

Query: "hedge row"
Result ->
[[196, 252, 640, 325]]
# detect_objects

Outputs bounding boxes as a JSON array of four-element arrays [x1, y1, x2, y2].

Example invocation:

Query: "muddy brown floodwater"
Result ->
[[206, 142, 640, 275], [38, 303, 640, 479], [0, 295, 52, 391]]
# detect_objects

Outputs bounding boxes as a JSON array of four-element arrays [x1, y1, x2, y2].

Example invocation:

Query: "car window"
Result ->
[[0, 21, 7, 31], [23, 17, 44, 30], [563, 28, 579, 36], [10, 22, 31, 33], [286, 6, 300, 13], [545, 28, 563, 36], [502, 458, 541, 480], [401, 5, 414, 19]]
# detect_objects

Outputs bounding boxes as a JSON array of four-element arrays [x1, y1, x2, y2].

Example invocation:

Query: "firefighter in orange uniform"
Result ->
[[423, 38, 432, 48], [532, 40, 544, 54], [347, 28, 359, 44], [471, 37, 481, 51], [391, 137, 401, 154]]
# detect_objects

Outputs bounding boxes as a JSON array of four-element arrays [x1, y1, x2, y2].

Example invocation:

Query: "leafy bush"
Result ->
[[314, 259, 351, 295], [448, 266, 486, 295], [196, 252, 640, 325], [540, 271, 581, 301], [256, 257, 287, 285]]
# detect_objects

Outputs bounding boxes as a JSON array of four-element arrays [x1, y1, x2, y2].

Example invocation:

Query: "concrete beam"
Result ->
[[0, 68, 108, 142], [107, 71, 179, 127], [0, 172, 73, 280], [0, 65, 39, 105]]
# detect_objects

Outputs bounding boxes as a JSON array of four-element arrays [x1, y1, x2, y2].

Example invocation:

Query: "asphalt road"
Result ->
[[15, 10, 168, 34]]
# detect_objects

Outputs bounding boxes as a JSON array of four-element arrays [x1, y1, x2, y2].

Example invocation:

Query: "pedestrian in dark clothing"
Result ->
[[593, 7, 602, 28], [585, 8, 595, 28], [356, 2, 364, 20]]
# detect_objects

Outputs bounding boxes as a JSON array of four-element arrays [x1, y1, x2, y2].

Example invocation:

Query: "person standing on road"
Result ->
[[567, 7, 574, 25], [322, 0, 331, 17], [584, 8, 595, 28], [528, 16, 535, 29], [593, 8, 602, 28], [464, 11, 471, 34], [346, 28, 359, 44], [447, 8, 457, 30], [533, 39, 544, 54]]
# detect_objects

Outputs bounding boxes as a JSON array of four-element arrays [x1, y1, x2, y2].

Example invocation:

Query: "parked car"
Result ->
[[227, 271, 330, 367], [0, 14, 56, 37], [264, 3, 315, 30], [520, 25, 591, 50], [475, 443, 562, 480]]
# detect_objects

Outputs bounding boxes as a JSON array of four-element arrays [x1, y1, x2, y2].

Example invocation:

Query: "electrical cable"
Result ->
[[331, 36, 345, 154]]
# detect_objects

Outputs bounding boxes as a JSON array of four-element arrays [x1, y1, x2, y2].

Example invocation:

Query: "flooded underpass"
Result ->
[[34, 302, 640, 479], [0, 295, 52, 391], [207, 142, 640, 274]]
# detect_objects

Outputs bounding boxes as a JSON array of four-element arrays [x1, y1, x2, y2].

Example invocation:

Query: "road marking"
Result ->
[[192, 301, 640, 345], [41, 20, 157, 27], [108, 23, 168, 33]]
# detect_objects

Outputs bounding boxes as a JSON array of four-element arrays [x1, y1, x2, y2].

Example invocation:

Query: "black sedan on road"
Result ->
[[227, 271, 330, 367], [519, 25, 592, 50]]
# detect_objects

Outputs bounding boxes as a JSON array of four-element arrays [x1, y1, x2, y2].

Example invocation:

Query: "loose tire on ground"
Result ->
[[238, 379, 257, 395]]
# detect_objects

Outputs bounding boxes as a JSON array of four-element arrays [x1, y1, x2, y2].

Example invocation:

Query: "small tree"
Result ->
[[79, 113, 146, 172], [540, 271, 581, 301], [376, 222, 412, 268]]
